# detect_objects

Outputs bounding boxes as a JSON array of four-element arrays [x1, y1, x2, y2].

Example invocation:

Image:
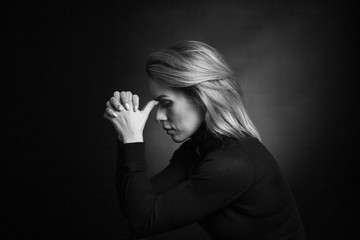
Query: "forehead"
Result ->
[[149, 80, 180, 99]]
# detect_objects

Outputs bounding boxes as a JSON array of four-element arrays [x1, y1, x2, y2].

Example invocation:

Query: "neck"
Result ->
[[190, 122, 208, 143], [190, 122, 223, 156]]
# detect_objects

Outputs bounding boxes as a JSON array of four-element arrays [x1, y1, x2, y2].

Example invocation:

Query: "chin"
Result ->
[[171, 134, 188, 143]]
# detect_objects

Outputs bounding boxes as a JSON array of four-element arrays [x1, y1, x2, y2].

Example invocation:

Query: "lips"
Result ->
[[164, 128, 175, 134], [163, 124, 175, 134], [163, 125, 172, 130]]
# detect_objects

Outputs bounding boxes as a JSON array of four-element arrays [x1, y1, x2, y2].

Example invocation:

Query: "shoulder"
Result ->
[[206, 136, 270, 164], [198, 138, 257, 182], [204, 137, 252, 166], [193, 140, 258, 194], [200, 136, 272, 179], [204, 136, 282, 181]]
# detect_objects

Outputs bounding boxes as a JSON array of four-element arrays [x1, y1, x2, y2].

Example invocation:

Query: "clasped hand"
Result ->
[[103, 91, 158, 143]]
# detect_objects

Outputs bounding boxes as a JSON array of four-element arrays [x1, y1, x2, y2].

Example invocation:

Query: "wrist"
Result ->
[[122, 135, 144, 144]]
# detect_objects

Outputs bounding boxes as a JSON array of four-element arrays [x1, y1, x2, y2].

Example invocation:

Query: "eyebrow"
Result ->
[[154, 94, 169, 101]]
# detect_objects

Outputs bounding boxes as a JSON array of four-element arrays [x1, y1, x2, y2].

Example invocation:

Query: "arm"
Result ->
[[116, 141, 255, 238], [149, 148, 188, 195], [117, 139, 189, 215]]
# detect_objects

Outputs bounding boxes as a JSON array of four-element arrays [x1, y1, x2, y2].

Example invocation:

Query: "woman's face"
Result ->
[[149, 80, 204, 143]]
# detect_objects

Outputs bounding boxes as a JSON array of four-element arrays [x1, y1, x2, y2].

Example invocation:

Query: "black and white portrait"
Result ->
[[4, 1, 358, 239]]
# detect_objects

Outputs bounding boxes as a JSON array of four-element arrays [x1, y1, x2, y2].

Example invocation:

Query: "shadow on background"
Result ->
[[4, 0, 358, 239]]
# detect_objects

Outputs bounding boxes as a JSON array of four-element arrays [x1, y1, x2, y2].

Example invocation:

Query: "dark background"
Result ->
[[4, 0, 359, 239]]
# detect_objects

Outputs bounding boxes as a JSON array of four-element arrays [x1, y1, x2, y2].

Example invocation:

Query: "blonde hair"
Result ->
[[146, 40, 261, 141]]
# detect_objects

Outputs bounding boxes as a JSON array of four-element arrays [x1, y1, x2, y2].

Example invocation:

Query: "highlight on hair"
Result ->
[[146, 40, 261, 141]]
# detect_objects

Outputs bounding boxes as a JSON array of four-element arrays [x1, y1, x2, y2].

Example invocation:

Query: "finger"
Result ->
[[132, 94, 139, 112], [106, 107, 118, 117], [110, 97, 123, 111], [127, 91, 133, 109], [120, 91, 130, 110], [113, 91, 120, 100], [106, 101, 121, 112], [142, 100, 159, 116], [103, 111, 112, 120]]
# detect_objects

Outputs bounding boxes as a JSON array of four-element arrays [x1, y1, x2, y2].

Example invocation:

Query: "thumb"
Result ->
[[142, 100, 159, 116]]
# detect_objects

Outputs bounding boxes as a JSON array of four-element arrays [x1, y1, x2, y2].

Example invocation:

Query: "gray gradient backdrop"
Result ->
[[5, 1, 358, 239]]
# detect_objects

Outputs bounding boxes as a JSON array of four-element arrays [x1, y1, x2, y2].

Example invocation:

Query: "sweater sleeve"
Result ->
[[149, 150, 187, 194], [116, 140, 255, 238]]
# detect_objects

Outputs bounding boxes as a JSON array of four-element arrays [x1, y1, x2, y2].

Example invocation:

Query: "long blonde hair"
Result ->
[[146, 40, 261, 141]]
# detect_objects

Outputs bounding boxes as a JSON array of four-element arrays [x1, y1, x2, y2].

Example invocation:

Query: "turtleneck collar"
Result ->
[[189, 122, 224, 156]]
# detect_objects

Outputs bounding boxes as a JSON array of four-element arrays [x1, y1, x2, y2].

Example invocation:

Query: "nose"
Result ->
[[155, 106, 167, 123]]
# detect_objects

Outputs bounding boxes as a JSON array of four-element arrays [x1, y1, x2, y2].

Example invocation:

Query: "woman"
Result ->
[[104, 40, 307, 239]]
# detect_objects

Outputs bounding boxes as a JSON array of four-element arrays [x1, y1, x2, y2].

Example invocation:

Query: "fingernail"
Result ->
[[119, 106, 123, 111], [113, 112, 118, 117], [117, 105, 121, 111], [125, 103, 130, 110]]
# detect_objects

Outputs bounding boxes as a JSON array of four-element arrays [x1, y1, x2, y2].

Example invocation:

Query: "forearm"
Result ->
[[116, 140, 161, 237], [116, 140, 149, 215]]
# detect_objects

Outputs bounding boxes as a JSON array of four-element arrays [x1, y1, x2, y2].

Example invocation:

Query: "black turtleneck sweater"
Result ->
[[116, 125, 307, 239]]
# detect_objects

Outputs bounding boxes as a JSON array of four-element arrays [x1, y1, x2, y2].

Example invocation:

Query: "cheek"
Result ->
[[168, 101, 203, 131], [166, 108, 185, 128], [177, 110, 202, 132]]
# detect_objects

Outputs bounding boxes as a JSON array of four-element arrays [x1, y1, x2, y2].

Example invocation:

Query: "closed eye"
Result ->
[[159, 100, 172, 108]]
